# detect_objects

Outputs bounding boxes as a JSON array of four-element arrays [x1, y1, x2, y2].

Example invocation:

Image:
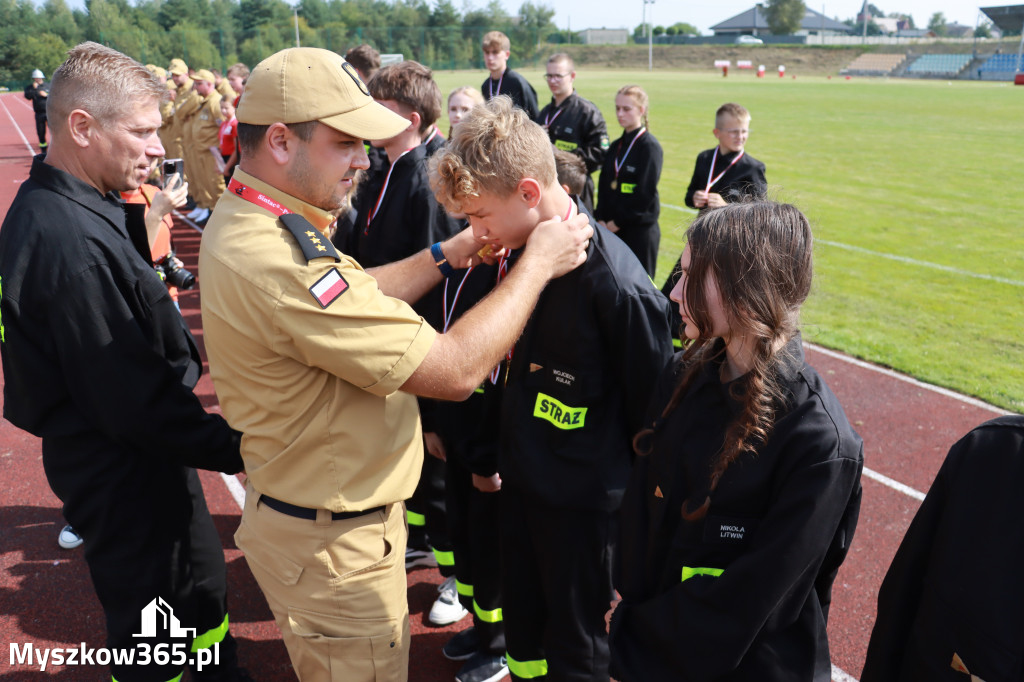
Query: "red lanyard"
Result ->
[[228, 177, 292, 216], [543, 107, 563, 129], [705, 147, 745, 193], [366, 147, 415, 230], [614, 127, 646, 181]]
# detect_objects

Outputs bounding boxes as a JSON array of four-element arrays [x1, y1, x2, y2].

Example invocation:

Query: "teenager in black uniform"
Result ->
[[608, 201, 863, 682], [0, 42, 249, 682], [432, 96, 674, 682], [595, 84, 663, 278], [23, 69, 49, 149], [481, 30, 538, 119], [662, 102, 767, 339], [862, 415, 1024, 682], [535, 53, 609, 215]]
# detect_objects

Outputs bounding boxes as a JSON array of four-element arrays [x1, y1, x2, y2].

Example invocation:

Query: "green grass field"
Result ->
[[432, 69, 1023, 412]]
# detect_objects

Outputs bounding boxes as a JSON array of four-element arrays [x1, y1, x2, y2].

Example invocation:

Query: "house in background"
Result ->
[[711, 3, 852, 37]]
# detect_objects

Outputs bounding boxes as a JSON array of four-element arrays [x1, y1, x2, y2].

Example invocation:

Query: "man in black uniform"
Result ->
[[23, 68, 49, 149], [535, 53, 609, 214], [0, 42, 248, 682], [432, 97, 673, 682], [481, 30, 538, 119]]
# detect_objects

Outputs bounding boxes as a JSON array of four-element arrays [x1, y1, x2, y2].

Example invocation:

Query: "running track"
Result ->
[[0, 91, 1012, 680]]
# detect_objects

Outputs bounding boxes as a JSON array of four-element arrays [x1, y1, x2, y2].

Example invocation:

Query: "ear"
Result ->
[[407, 110, 421, 133], [66, 109, 95, 149], [712, 127, 722, 141], [517, 178, 542, 209], [265, 122, 293, 166]]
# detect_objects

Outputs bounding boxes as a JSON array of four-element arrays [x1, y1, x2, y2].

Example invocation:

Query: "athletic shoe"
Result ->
[[429, 575, 469, 626], [456, 653, 508, 682], [405, 546, 437, 570], [186, 206, 204, 220], [442, 626, 479, 661], [58, 525, 83, 549], [191, 208, 211, 224]]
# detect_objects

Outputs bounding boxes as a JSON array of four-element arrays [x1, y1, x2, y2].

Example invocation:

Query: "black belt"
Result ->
[[259, 494, 385, 521]]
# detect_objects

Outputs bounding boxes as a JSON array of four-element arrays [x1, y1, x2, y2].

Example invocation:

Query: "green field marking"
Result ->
[[433, 69, 1023, 411]]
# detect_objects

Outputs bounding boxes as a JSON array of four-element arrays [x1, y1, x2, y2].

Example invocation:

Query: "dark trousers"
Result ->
[[500, 488, 616, 682], [446, 456, 505, 656], [616, 223, 660, 280], [43, 436, 233, 681], [407, 452, 453, 575], [34, 114, 47, 145]]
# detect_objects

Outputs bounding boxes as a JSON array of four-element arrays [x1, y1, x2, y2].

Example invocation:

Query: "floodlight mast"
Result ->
[[644, 0, 655, 70]]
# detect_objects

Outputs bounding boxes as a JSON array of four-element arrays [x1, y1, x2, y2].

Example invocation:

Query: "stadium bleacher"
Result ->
[[977, 53, 1023, 81], [904, 53, 972, 77], [841, 53, 907, 76]]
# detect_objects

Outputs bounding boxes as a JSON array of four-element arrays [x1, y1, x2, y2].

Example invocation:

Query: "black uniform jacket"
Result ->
[[351, 143, 461, 268], [684, 147, 767, 209], [536, 92, 610, 211], [482, 69, 539, 120], [610, 338, 863, 681], [24, 82, 49, 115], [0, 158, 242, 498], [595, 128, 663, 232], [498, 202, 674, 511], [862, 416, 1024, 682]]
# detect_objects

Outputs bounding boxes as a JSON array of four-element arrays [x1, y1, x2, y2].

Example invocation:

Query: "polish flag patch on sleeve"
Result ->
[[309, 268, 349, 308]]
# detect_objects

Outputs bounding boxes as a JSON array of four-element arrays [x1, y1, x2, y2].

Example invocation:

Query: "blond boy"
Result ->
[[685, 102, 767, 210], [480, 30, 538, 119]]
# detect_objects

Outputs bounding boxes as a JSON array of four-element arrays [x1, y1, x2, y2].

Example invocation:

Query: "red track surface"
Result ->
[[0, 92, 1011, 680]]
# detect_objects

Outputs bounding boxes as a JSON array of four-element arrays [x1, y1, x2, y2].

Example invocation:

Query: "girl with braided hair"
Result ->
[[608, 201, 864, 681]]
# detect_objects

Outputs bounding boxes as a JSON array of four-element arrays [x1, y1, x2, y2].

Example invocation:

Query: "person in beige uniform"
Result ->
[[198, 47, 593, 682], [189, 69, 224, 223], [164, 58, 192, 163]]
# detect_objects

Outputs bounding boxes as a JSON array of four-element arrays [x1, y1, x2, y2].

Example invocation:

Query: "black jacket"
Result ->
[[536, 92, 610, 212], [595, 127, 663, 231], [0, 157, 242, 501], [498, 202, 674, 511], [610, 338, 863, 681], [482, 69, 539, 120], [684, 147, 767, 209], [24, 81, 48, 116], [862, 416, 1024, 682]]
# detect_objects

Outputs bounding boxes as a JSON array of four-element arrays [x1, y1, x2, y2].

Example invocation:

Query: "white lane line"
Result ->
[[861, 466, 925, 502], [662, 202, 696, 214], [832, 664, 859, 682], [0, 95, 36, 156], [817, 239, 1024, 288], [220, 472, 246, 510]]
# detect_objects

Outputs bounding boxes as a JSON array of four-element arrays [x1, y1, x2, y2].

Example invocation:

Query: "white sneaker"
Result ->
[[405, 546, 437, 570], [428, 575, 469, 626], [191, 208, 210, 223], [58, 525, 83, 549], [186, 207, 204, 220]]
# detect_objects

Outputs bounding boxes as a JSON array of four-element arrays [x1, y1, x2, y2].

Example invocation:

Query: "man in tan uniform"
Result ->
[[168, 58, 203, 217], [198, 47, 592, 682], [188, 69, 224, 223], [164, 58, 192, 163]]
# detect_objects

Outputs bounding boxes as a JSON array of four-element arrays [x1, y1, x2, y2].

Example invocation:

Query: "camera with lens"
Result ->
[[155, 251, 196, 290]]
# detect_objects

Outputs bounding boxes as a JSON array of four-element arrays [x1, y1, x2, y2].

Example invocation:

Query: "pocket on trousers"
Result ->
[[288, 607, 405, 682], [235, 520, 304, 586]]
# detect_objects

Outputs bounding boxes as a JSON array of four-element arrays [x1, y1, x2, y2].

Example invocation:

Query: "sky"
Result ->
[[528, 0, 987, 35]]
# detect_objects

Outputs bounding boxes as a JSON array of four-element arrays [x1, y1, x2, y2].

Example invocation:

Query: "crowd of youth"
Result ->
[[3, 31, 1014, 682]]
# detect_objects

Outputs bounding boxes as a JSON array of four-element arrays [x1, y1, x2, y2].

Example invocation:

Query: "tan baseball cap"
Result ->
[[193, 69, 216, 84], [168, 58, 188, 76], [237, 47, 408, 140]]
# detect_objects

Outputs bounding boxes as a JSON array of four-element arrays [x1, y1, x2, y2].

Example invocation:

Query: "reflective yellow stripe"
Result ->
[[554, 139, 578, 152], [533, 392, 587, 430], [456, 579, 474, 597], [406, 510, 426, 526], [433, 547, 455, 567], [191, 614, 229, 652], [473, 601, 503, 623], [620, 183, 636, 194], [681, 566, 723, 583], [507, 653, 548, 678]]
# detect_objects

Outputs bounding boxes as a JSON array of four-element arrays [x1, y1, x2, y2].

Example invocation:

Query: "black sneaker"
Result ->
[[455, 652, 508, 682], [442, 626, 479, 661]]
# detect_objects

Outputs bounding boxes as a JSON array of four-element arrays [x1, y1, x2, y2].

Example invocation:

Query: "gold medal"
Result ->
[[610, 180, 618, 190]]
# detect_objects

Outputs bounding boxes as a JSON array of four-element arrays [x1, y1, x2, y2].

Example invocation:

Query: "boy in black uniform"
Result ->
[[481, 30, 538, 120], [431, 96, 674, 681], [535, 52, 609, 215], [662, 102, 767, 339], [23, 69, 49, 149], [863, 415, 1024, 682], [0, 42, 248, 682]]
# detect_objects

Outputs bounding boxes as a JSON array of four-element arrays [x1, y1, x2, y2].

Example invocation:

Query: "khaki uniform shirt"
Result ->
[[199, 169, 436, 511], [172, 81, 202, 143], [191, 90, 223, 149], [216, 79, 237, 102]]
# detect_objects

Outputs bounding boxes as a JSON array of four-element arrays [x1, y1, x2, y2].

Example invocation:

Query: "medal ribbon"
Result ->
[[488, 73, 504, 99], [442, 267, 475, 332], [366, 146, 416, 231], [543, 106, 563, 129], [423, 127, 440, 146], [228, 177, 292, 216], [614, 127, 646, 183], [705, 147, 745, 193]]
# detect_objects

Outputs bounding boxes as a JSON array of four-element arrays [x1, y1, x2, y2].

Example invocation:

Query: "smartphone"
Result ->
[[162, 158, 184, 189]]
